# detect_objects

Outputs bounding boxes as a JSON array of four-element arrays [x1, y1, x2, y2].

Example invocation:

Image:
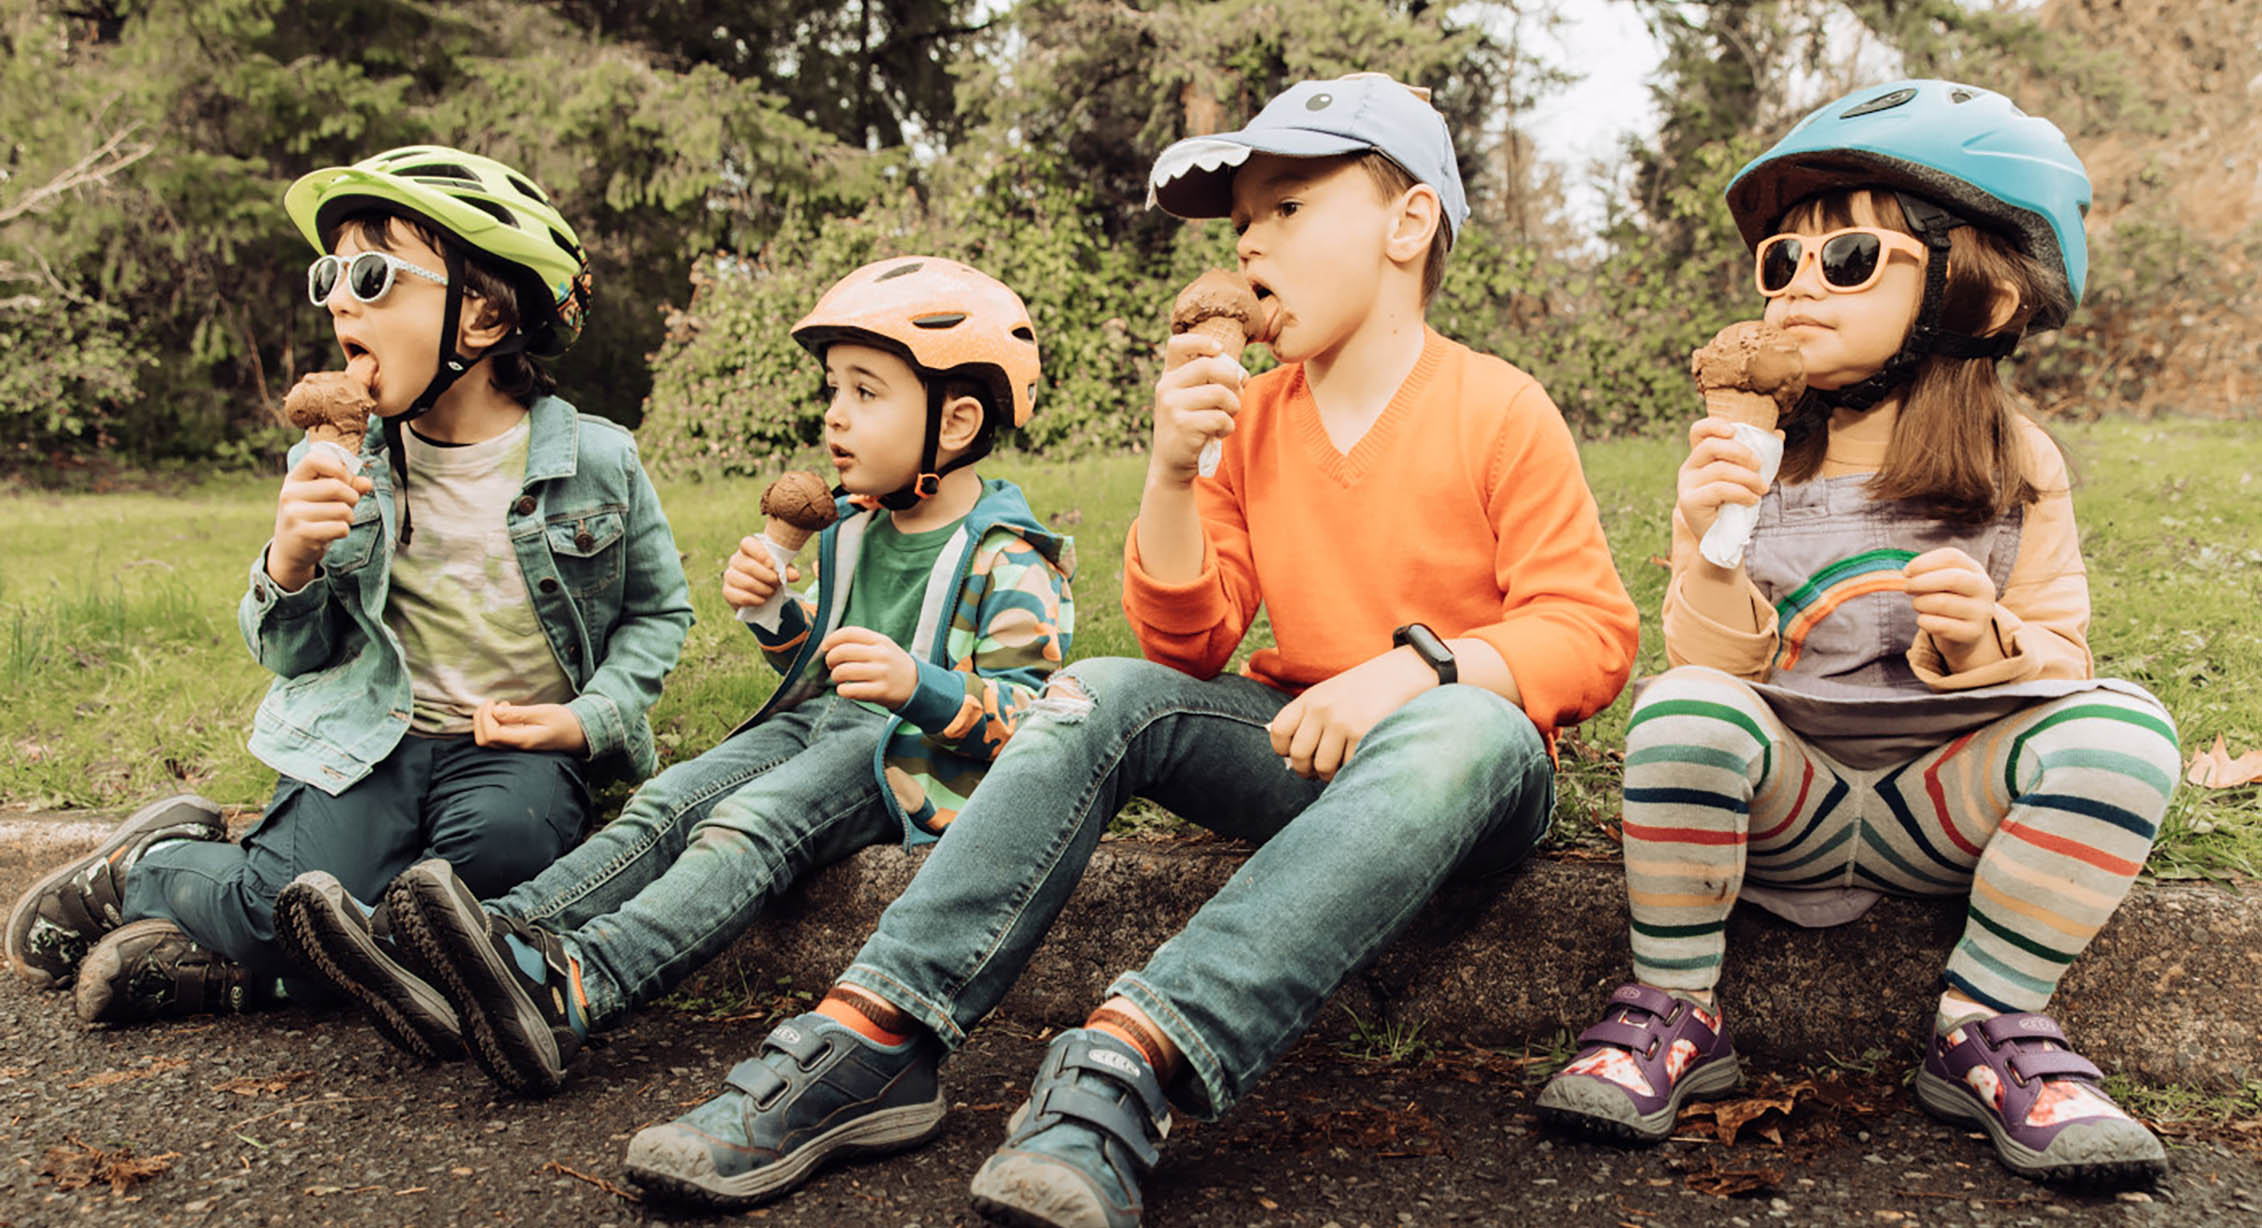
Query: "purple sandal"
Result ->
[[1536, 982, 1741, 1143], [1916, 1012, 2164, 1186]]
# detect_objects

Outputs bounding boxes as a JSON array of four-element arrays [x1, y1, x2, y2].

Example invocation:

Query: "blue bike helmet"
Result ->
[[1726, 81, 2091, 408]]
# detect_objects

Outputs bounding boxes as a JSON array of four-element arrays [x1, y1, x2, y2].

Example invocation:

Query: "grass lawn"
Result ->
[[2, 417, 2256, 879]]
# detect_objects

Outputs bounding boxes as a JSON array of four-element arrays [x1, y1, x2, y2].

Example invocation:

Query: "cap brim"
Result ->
[[1148, 128, 1373, 220]]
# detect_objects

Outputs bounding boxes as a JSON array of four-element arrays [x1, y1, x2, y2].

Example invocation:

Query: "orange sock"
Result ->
[[1087, 1005, 1176, 1081], [816, 987, 914, 1046]]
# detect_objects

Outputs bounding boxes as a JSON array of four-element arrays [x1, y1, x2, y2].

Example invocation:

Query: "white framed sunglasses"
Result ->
[[306, 250, 449, 306]]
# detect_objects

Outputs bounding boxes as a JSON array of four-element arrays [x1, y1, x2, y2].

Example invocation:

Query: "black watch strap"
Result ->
[[1392, 622, 1457, 686]]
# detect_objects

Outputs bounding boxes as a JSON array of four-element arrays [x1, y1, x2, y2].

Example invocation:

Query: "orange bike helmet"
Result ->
[[791, 257, 1041, 508]]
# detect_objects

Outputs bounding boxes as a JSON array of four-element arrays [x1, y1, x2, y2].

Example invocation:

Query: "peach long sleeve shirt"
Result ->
[[1662, 409, 2090, 687], [1121, 328, 1641, 743]]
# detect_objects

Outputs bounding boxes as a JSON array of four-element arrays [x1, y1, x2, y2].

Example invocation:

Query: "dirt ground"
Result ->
[[4, 976, 2259, 1227]]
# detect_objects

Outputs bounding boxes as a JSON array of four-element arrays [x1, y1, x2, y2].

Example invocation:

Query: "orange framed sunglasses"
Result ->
[[1754, 226, 1927, 298]]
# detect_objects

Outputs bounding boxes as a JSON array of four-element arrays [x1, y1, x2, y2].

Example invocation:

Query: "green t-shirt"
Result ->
[[839, 512, 965, 655]]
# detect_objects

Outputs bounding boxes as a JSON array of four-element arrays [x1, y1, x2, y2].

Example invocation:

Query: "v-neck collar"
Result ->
[[1290, 327, 1445, 488]]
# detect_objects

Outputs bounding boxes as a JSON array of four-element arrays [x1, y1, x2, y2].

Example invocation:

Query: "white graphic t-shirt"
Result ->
[[383, 418, 574, 733]]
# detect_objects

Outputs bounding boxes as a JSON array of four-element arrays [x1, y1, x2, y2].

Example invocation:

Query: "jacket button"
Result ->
[[575, 530, 595, 551], [538, 577, 559, 594], [514, 495, 536, 516], [567, 643, 582, 664]]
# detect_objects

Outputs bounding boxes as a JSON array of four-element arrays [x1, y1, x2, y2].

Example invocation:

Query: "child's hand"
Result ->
[[472, 700, 588, 754], [821, 626, 917, 708], [1267, 649, 1440, 782], [1904, 548, 2000, 664], [1150, 332, 1247, 485], [1676, 418, 1771, 545], [267, 449, 374, 591], [721, 536, 801, 610]]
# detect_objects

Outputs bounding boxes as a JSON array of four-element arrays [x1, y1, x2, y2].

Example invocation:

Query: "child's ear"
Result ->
[[1981, 281, 2024, 336], [457, 294, 513, 351], [1385, 184, 1442, 267], [935, 393, 988, 453]]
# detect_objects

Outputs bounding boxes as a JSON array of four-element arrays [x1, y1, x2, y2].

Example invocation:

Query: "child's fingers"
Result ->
[[1162, 331, 1225, 372], [1310, 725, 1352, 782], [1266, 700, 1303, 759], [1686, 436, 1761, 473], [1685, 417, 1740, 449], [1283, 714, 1328, 779]]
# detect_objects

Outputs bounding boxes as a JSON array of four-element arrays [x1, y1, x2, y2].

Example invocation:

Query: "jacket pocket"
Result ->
[[545, 508, 625, 603], [323, 499, 385, 576]]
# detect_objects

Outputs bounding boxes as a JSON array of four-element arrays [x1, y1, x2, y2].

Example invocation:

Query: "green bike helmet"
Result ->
[[285, 145, 592, 359]]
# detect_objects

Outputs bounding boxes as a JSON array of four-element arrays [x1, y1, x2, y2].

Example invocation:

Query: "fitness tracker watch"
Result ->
[[1392, 622, 1457, 686]]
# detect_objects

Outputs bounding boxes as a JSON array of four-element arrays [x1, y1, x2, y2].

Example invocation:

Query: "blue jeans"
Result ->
[[839, 656, 1556, 1118], [490, 691, 897, 1029], [123, 734, 588, 986]]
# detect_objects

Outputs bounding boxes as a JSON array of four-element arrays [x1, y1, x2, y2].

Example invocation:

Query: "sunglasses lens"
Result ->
[[1820, 233, 1882, 289], [308, 258, 338, 303], [1758, 239, 1802, 293], [348, 252, 393, 302]]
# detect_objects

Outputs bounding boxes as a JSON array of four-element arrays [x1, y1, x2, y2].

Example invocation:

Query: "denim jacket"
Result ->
[[740, 478, 1074, 845], [238, 395, 694, 795]]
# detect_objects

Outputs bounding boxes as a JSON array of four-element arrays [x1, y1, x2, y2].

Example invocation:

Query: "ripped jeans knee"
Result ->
[[1028, 667, 1098, 722]]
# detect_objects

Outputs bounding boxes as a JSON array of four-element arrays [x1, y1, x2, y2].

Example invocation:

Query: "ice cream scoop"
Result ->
[[1689, 320, 1805, 430], [1690, 321, 1805, 569], [282, 360, 375, 471], [739, 470, 840, 631], [1170, 270, 1282, 478]]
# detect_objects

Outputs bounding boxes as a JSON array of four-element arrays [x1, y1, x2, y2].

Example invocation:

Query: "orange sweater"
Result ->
[[1122, 329, 1640, 742]]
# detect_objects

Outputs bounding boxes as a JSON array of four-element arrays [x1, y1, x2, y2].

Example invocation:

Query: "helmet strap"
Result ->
[[384, 242, 532, 544], [1818, 192, 2019, 411], [874, 381, 991, 511]]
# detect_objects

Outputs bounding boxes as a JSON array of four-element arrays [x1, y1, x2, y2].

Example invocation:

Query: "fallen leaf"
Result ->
[[2187, 735, 2262, 788], [39, 1137, 179, 1193], [68, 1057, 188, 1089], [211, 1071, 313, 1096], [1684, 1165, 1780, 1197], [1677, 1078, 1815, 1144]]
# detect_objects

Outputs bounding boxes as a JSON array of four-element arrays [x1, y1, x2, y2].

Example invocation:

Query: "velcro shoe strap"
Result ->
[[1060, 1035, 1169, 1123], [1605, 982, 1682, 1019], [2007, 1047, 2103, 1084], [763, 1017, 833, 1066], [723, 1057, 789, 1104], [1576, 1018, 1669, 1055], [1033, 1083, 1163, 1169], [1978, 1012, 2066, 1047]]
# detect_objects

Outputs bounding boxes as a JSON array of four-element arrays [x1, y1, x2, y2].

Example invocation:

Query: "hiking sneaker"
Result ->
[[1915, 1011, 2166, 1186], [1536, 982, 1742, 1144], [968, 1027, 1171, 1228], [383, 858, 587, 1096], [6, 795, 227, 989], [625, 1012, 945, 1209], [74, 918, 257, 1023], [275, 870, 463, 1062]]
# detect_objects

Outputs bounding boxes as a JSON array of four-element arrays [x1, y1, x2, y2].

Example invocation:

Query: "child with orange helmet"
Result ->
[[270, 256, 1076, 1098]]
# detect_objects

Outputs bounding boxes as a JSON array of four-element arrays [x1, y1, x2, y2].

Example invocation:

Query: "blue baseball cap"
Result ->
[[1147, 73, 1470, 247]]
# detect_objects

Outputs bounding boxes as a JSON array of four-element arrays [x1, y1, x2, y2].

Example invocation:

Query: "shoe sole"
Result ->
[[624, 1095, 946, 1210], [274, 875, 462, 1063], [72, 918, 179, 1022], [1914, 1068, 2166, 1186], [386, 864, 568, 1098], [970, 1149, 1140, 1228], [6, 795, 224, 989], [1537, 1052, 1744, 1144]]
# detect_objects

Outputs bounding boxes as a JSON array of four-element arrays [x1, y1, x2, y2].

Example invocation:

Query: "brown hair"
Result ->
[[1774, 189, 2055, 522], [337, 212, 557, 405], [1355, 152, 1450, 304]]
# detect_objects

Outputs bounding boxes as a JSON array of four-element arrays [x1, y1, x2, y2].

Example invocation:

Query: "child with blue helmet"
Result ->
[[1537, 81, 2177, 1186]]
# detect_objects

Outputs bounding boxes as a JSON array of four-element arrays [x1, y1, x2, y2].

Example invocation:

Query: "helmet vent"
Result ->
[[507, 173, 550, 203], [876, 261, 925, 282], [912, 312, 967, 329], [1012, 326, 1035, 343], [459, 196, 518, 227], [398, 162, 480, 183], [549, 228, 582, 259], [1949, 88, 1976, 104], [1840, 87, 1916, 119]]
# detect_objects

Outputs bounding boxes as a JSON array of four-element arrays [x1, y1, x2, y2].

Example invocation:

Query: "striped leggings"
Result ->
[[1621, 666, 2179, 1014]]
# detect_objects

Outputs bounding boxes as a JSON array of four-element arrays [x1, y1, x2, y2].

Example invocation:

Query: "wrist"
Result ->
[[1392, 622, 1457, 686]]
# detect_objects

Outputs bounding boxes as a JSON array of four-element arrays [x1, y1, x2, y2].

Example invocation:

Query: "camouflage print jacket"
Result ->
[[738, 478, 1075, 845]]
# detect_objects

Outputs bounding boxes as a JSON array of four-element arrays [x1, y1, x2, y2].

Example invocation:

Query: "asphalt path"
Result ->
[[3, 979, 2257, 1226]]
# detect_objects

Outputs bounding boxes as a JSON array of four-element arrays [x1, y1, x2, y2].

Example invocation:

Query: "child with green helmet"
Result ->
[[1537, 81, 2177, 1187], [4, 146, 694, 1029]]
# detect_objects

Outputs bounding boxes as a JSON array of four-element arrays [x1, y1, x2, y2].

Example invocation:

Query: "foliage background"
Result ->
[[2, 0, 2253, 476]]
